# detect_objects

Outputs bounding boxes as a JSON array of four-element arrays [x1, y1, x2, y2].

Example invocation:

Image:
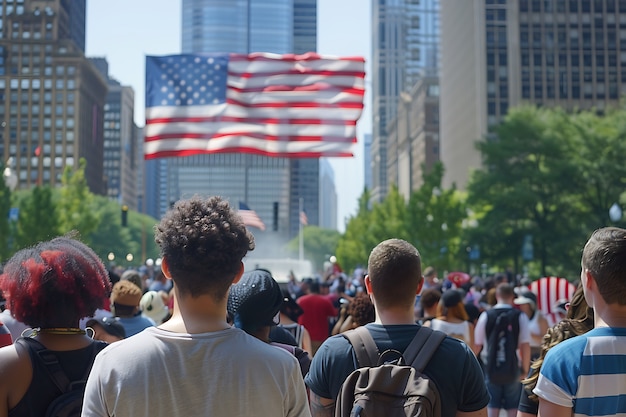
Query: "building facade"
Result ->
[[0, 0, 107, 194], [370, 0, 440, 202], [91, 58, 138, 209], [441, 0, 626, 189], [386, 75, 440, 199], [156, 0, 324, 244]]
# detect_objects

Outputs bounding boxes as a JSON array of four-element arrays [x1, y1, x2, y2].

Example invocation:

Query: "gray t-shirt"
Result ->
[[82, 326, 311, 417]]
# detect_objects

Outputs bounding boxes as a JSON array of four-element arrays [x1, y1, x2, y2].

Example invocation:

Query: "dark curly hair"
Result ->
[[0, 236, 111, 328], [348, 293, 375, 326], [154, 196, 254, 299]]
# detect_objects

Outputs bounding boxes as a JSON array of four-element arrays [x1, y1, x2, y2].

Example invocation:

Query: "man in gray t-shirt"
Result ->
[[83, 196, 310, 417]]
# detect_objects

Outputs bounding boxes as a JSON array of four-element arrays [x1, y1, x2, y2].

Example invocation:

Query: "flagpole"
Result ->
[[299, 197, 304, 261]]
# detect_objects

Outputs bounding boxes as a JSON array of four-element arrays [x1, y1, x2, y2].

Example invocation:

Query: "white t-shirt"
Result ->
[[430, 318, 471, 343], [82, 326, 311, 417]]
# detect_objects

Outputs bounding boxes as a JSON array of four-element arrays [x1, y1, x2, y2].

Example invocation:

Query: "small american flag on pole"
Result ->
[[300, 210, 308, 226], [144, 52, 365, 159], [238, 202, 266, 231]]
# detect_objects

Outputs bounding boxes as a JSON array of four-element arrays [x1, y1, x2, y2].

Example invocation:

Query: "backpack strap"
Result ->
[[403, 326, 446, 372], [16, 337, 102, 393], [342, 326, 379, 367]]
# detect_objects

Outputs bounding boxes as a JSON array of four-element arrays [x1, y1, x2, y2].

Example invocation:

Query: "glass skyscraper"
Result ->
[[159, 0, 320, 250], [370, 0, 440, 202]]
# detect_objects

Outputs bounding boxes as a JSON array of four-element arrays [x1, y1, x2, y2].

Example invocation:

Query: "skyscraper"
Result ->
[[0, 0, 107, 194], [91, 58, 138, 209], [162, 0, 322, 246], [370, 0, 440, 202], [441, 0, 626, 189]]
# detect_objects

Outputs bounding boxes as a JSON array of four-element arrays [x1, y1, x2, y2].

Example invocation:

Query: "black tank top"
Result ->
[[8, 338, 106, 417]]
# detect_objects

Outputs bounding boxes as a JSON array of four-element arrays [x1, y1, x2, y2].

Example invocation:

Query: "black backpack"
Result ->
[[335, 326, 446, 417], [16, 337, 106, 417], [485, 308, 521, 385]]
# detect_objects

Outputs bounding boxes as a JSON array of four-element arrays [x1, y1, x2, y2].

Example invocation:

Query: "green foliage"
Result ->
[[15, 185, 59, 249], [407, 163, 467, 272], [337, 167, 467, 273], [466, 105, 625, 278], [57, 158, 100, 244], [287, 226, 341, 272], [88, 196, 160, 266], [336, 188, 377, 271]]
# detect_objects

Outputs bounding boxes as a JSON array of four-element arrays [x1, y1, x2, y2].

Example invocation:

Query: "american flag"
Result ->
[[144, 52, 365, 160], [300, 210, 308, 226], [238, 202, 266, 231]]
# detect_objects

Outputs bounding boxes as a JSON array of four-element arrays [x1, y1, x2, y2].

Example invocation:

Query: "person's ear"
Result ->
[[416, 276, 424, 295], [161, 257, 172, 280], [364, 274, 373, 294], [584, 269, 594, 290]]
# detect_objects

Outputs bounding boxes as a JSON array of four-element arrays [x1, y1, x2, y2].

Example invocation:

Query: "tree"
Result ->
[[567, 108, 626, 230], [467, 106, 585, 277], [88, 196, 160, 266], [287, 226, 341, 272], [57, 158, 101, 245], [407, 163, 467, 272], [336, 188, 376, 272], [15, 185, 59, 249]]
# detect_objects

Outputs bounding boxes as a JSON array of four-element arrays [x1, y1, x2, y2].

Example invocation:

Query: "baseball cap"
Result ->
[[227, 269, 283, 332], [86, 316, 126, 339]]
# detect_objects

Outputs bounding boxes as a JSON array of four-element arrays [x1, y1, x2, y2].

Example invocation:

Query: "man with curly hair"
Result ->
[[83, 196, 311, 417]]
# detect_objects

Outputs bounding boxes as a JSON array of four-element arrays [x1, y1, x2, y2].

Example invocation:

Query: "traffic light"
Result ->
[[121, 205, 128, 227]]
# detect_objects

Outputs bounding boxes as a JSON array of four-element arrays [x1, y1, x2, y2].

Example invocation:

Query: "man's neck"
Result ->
[[593, 303, 626, 328], [159, 292, 231, 334], [375, 308, 416, 325]]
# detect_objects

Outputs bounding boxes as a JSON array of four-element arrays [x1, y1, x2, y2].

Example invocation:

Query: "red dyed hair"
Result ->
[[0, 236, 111, 328]]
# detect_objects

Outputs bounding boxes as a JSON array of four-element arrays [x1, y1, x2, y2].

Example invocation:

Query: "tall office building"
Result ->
[[91, 58, 138, 209], [161, 0, 321, 244], [371, 0, 439, 202], [386, 75, 439, 199], [441, 0, 626, 189], [0, 0, 107, 194]]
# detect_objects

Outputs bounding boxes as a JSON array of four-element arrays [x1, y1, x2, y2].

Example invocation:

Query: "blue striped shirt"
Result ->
[[534, 327, 626, 417]]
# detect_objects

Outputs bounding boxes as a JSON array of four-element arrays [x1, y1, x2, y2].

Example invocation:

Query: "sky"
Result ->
[[85, 1, 372, 232]]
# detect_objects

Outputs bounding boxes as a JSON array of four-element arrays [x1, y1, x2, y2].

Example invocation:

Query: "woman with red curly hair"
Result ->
[[0, 236, 111, 416]]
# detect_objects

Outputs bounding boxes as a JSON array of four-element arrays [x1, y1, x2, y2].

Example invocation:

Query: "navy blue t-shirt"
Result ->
[[305, 323, 490, 417]]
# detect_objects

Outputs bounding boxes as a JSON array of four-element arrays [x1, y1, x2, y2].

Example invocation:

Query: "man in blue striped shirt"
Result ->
[[534, 227, 626, 417]]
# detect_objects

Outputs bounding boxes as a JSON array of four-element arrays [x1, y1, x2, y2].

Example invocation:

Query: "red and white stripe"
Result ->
[[528, 276, 577, 327]]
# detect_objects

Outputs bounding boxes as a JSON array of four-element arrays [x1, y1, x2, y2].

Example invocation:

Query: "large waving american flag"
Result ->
[[144, 52, 365, 160]]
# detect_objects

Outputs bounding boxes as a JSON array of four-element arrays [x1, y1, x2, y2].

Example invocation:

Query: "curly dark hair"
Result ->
[[154, 196, 255, 299], [348, 293, 375, 326], [0, 236, 111, 328]]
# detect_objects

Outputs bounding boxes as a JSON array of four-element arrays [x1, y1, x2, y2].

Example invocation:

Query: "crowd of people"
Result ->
[[0, 195, 624, 417]]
